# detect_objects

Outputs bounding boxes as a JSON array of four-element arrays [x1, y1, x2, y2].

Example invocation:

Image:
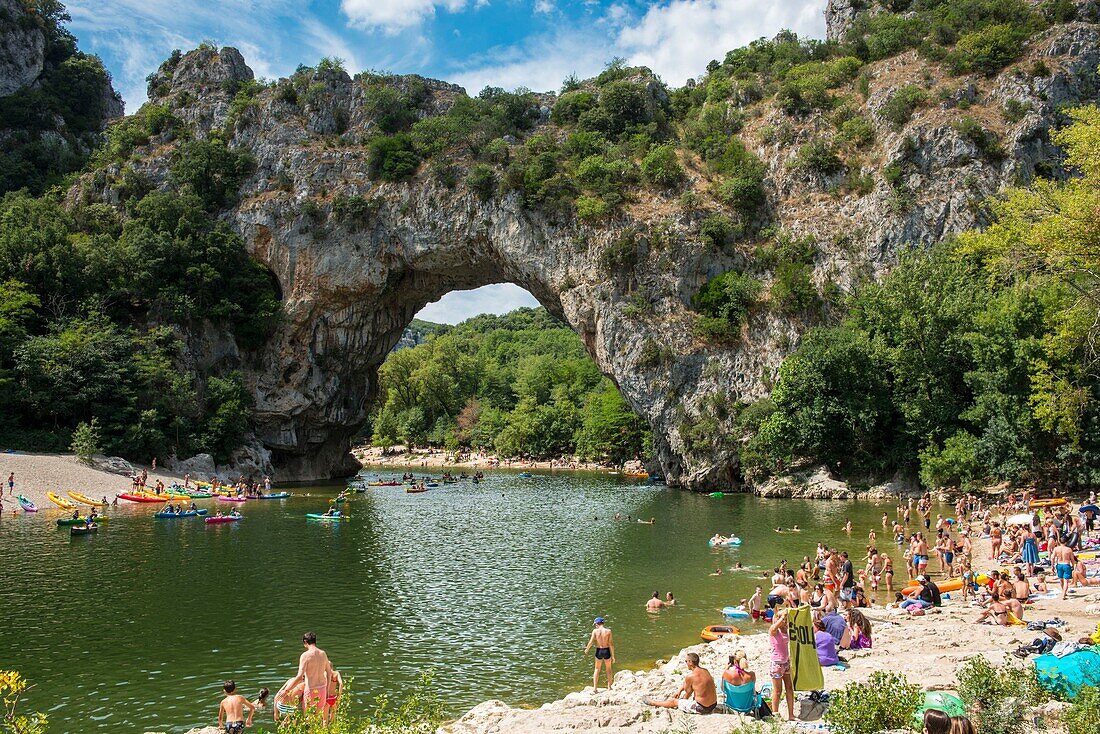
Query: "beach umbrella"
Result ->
[[1078, 504, 1099, 515], [1008, 513, 1033, 525], [912, 691, 967, 727]]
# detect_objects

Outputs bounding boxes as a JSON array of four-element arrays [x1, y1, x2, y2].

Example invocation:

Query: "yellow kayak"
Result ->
[[68, 491, 107, 507], [46, 491, 78, 510], [139, 491, 190, 501]]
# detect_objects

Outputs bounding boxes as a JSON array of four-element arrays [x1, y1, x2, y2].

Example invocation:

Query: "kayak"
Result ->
[[307, 513, 347, 521], [406, 487, 428, 494], [117, 493, 167, 503], [217, 496, 247, 503], [177, 491, 213, 499], [57, 516, 110, 526], [154, 509, 209, 518], [70, 525, 98, 536], [425, 483, 439, 488], [708, 492, 725, 498], [722, 606, 751, 619], [901, 577, 966, 596], [367, 481, 401, 487], [701, 624, 739, 642], [47, 491, 78, 509], [517, 472, 532, 478], [624, 471, 650, 478], [257, 492, 291, 499], [17, 495, 37, 512], [67, 491, 108, 507], [1029, 498, 1068, 509], [205, 516, 242, 524], [144, 492, 191, 501]]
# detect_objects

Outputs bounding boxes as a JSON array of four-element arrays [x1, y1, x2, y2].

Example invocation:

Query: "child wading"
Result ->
[[217, 680, 256, 734]]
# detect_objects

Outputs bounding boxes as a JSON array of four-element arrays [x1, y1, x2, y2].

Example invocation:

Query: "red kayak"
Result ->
[[205, 516, 241, 524], [117, 493, 167, 503]]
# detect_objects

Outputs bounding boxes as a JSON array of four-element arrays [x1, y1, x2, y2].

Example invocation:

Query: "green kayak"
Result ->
[[57, 516, 109, 526], [708, 492, 726, 498]]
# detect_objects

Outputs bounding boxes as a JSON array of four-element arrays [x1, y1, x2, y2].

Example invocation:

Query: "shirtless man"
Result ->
[[644, 652, 717, 715], [281, 632, 333, 712], [1050, 538, 1077, 600], [645, 592, 665, 612], [217, 680, 255, 734], [584, 617, 615, 691]]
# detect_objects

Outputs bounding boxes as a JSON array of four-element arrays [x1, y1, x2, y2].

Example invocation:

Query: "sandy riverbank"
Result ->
[[354, 445, 640, 474], [442, 535, 1100, 734], [0, 452, 186, 511]]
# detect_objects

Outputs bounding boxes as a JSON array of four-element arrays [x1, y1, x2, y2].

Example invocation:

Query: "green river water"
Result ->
[[0, 471, 935, 733]]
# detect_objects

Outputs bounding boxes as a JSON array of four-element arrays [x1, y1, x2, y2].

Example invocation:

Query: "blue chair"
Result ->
[[722, 679, 760, 714]]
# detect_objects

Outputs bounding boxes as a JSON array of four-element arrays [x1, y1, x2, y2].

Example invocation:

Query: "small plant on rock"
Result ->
[[824, 671, 922, 734]]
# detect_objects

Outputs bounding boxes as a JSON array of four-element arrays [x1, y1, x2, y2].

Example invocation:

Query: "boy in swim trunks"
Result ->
[[1050, 539, 1076, 600], [585, 617, 615, 691], [217, 680, 255, 734]]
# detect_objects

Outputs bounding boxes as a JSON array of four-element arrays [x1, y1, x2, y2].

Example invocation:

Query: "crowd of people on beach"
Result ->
[[624, 491, 1100, 722]]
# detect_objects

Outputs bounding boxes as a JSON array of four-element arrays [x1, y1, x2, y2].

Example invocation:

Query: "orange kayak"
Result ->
[[701, 625, 739, 642], [1029, 498, 1067, 509], [901, 577, 965, 596]]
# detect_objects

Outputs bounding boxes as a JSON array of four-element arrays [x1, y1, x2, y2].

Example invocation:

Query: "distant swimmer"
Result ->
[[711, 568, 723, 576], [775, 527, 784, 533], [584, 617, 615, 691], [638, 517, 655, 525], [791, 525, 801, 532], [646, 592, 665, 612]]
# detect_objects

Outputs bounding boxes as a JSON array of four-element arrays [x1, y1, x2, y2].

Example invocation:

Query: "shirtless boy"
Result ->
[[217, 680, 255, 734], [584, 617, 616, 691], [644, 652, 717, 714]]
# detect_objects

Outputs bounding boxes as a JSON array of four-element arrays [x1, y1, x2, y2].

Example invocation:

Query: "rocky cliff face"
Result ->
[[74, 14, 1100, 487]]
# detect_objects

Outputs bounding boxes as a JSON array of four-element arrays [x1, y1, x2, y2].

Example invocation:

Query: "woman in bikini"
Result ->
[[974, 590, 1011, 626]]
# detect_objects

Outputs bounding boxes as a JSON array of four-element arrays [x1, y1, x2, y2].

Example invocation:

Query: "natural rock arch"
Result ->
[[84, 22, 1100, 487]]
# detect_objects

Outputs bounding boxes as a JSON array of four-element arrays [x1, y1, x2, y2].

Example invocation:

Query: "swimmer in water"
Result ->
[[711, 568, 723, 576], [775, 527, 783, 533], [791, 525, 801, 532], [844, 519, 853, 533]]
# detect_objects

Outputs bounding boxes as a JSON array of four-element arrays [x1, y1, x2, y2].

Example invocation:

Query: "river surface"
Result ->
[[0, 471, 941, 733]]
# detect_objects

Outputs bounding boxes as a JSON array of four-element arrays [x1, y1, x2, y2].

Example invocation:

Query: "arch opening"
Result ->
[[353, 284, 651, 471]]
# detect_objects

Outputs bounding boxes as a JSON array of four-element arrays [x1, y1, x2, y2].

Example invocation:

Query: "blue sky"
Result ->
[[65, 0, 826, 323]]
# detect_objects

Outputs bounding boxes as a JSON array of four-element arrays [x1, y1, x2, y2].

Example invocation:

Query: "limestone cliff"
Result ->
[[72, 12, 1100, 487], [0, 0, 122, 193]]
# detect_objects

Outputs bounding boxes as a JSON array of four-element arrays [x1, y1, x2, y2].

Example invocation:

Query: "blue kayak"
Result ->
[[258, 492, 291, 499], [154, 509, 209, 519]]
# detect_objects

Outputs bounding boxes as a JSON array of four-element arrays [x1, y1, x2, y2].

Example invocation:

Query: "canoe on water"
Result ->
[[47, 492, 78, 509], [217, 496, 248, 503], [205, 516, 241, 524], [17, 495, 37, 512], [117, 493, 167, 503], [70, 524, 98, 536], [307, 513, 347, 521], [406, 487, 428, 494], [57, 516, 110, 526], [154, 509, 209, 518], [67, 491, 108, 507], [257, 492, 291, 499]]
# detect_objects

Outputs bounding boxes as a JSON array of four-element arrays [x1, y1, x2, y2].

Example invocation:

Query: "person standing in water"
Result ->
[[280, 632, 334, 712], [584, 617, 615, 691]]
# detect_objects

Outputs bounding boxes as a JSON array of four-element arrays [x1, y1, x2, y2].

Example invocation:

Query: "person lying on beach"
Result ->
[[1072, 561, 1098, 587], [643, 652, 717, 715], [217, 680, 255, 734]]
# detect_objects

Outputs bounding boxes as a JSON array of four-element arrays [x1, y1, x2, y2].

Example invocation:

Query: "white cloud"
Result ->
[[449, 0, 825, 95], [618, 0, 826, 85], [534, 0, 554, 13], [340, 0, 474, 32], [416, 284, 540, 325]]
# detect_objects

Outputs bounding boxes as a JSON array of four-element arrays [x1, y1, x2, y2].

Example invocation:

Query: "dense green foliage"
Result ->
[[956, 657, 1049, 734], [824, 671, 922, 734], [743, 109, 1100, 488], [0, 187, 278, 460], [692, 270, 762, 340], [370, 308, 648, 464], [0, 1, 118, 195]]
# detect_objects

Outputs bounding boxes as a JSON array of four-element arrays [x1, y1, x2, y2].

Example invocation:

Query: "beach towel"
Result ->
[[788, 605, 824, 691], [1034, 648, 1100, 698], [1006, 611, 1026, 626]]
